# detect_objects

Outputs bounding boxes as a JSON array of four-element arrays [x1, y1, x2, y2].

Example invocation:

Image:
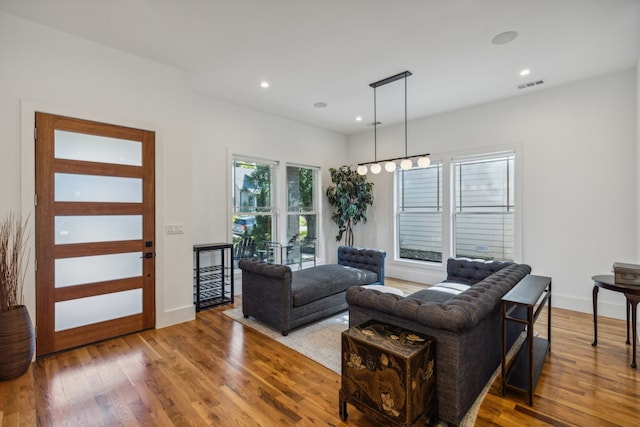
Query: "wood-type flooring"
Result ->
[[1, 278, 639, 426]]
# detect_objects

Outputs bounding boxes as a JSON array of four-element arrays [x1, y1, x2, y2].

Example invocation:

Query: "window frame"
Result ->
[[393, 147, 521, 267], [231, 156, 278, 251], [395, 161, 444, 264], [285, 163, 319, 242], [452, 152, 516, 261], [230, 156, 322, 268]]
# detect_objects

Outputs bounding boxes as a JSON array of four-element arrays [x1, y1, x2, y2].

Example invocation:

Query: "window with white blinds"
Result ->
[[453, 153, 515, 261], [397, 163, 443, 262], [395, 151, 516, 264]]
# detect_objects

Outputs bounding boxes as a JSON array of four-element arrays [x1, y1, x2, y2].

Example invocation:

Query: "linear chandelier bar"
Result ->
[[369, 71, 413, 88], [357, 153, 430, 167]]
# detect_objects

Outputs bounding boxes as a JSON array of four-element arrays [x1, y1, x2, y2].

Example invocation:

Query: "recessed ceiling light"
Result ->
[[520, 69, 531, 76], [260, 81, 269, 88], [355, 116, 362, 121], [491, 31, 518, 45], [313, 102, 327, 108]]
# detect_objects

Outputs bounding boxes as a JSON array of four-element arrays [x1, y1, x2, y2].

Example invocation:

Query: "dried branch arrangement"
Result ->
[[0, 212, 30, 312]]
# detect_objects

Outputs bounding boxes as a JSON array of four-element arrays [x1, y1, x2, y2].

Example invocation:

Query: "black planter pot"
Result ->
[[0, 305, 35, 381]]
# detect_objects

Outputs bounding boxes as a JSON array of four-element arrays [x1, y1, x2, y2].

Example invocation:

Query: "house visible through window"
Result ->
[[395, 151, 516, 264], [232, 158, 275, 258], [231, 158, 320, 267]]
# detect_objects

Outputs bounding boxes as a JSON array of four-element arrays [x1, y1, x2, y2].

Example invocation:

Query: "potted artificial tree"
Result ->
[[325, 165, 374, 247], [0, 212, 33, 381]]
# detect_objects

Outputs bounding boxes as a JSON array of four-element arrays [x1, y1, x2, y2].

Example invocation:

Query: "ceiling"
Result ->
[[1, 0, 639, 135]]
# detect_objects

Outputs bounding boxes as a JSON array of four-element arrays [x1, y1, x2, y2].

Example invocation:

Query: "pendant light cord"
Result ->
[[374, 86, 377, 163], [404, 72, 408, 158]]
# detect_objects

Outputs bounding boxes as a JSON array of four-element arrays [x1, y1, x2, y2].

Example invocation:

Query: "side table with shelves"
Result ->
[[193, 243, 234, 311], [501, 274, 552, 405]]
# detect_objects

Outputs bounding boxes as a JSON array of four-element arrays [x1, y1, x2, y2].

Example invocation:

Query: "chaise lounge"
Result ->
[[239, 246, 386, 335]]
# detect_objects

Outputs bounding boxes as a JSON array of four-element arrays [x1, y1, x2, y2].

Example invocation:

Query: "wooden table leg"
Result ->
[[339, 391, 348, 421], [592, 285, 599, 347], [626, 300, 631, 345], [627, 296, 639, 369]]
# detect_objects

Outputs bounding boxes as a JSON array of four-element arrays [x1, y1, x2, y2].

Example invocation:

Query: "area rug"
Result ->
[[223, 307, 347, 374], [223, 307, 523, 427]]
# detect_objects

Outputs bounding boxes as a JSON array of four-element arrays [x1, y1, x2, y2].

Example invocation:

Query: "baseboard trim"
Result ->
[[156, 304, 195, 329], [553, 293, 626, 321]]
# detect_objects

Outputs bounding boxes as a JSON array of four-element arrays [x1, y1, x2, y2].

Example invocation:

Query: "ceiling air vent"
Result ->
[[517, 79, 545, 90]]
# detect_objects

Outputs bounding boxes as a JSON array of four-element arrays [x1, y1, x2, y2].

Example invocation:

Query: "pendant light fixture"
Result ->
[[357, 71, 430, 175]]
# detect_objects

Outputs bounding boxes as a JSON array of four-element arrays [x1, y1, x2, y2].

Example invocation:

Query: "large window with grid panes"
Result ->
[[231, 158, 276, 256], [231, 157, 319, 267], [396, 151, 515, 263]]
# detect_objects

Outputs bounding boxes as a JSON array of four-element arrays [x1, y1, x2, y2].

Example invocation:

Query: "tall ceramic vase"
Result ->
[[0, 305, 35, 381]]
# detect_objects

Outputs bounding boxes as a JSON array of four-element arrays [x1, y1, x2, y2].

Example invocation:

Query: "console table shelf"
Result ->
[[501, 274, 552, 405], [504, 336, 549, 393], [193, 243, 234, 311]]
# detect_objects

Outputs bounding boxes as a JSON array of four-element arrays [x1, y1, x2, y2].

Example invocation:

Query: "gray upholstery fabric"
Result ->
[[408, 281, 470, 304], [346, 259, 532, 426], [337, 246, 385, 285], [239, 247, 385, 335], [292, 264, 378, 307], [445, 257, 513, 285]]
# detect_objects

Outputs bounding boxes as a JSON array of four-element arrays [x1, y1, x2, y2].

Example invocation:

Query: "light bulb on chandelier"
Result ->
[[417, 156, 431, 168], [370, 163, 382, 174]]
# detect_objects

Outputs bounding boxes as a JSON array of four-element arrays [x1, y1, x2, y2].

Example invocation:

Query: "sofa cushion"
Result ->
[[292, 264, 378, 307], [408, 281, 471, 304]]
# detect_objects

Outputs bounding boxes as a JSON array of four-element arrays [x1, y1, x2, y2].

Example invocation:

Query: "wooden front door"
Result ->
[[35, 112, 155, 357]]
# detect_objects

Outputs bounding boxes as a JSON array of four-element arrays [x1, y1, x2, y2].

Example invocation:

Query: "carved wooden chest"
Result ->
[[339, 320, 437, 426]]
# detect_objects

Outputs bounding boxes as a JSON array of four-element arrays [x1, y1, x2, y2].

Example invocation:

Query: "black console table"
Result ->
[[193, 243, 234, 311], [501, 274, 552, 405]]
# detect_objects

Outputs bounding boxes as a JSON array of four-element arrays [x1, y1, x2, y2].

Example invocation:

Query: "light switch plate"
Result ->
[[165, 224, 184, 234]]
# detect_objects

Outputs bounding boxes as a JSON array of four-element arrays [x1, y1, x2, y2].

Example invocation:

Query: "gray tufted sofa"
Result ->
[[346, 257, 532, 426], [239, 246, 386, 335]]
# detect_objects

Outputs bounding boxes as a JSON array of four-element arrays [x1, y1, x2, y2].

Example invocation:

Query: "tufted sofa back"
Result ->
[[446, 257, 513, 285], [337, 246, 386, 285]]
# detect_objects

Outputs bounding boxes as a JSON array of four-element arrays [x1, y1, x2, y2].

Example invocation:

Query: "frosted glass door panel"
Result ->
[[55, 173, 142, 202], [55, 215, 142, 244], [55, 252, 142, 288], [54, 130, 142, 166], [55, 289, 143, 331]]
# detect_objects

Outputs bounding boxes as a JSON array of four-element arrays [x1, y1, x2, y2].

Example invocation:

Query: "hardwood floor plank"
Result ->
[[3, 279, 640, 426]]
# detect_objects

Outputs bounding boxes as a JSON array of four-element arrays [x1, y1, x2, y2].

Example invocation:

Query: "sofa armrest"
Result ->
[[238, 259, 293, 333], [337, 246, 386, 284], [239, 258, 291, 281]]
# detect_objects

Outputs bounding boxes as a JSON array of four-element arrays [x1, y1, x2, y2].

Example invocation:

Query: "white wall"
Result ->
[[192, 93, 348, 272], [0, 12, 194, 332], [348, 69, 638, 320], [637, 57, 640, 338]]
